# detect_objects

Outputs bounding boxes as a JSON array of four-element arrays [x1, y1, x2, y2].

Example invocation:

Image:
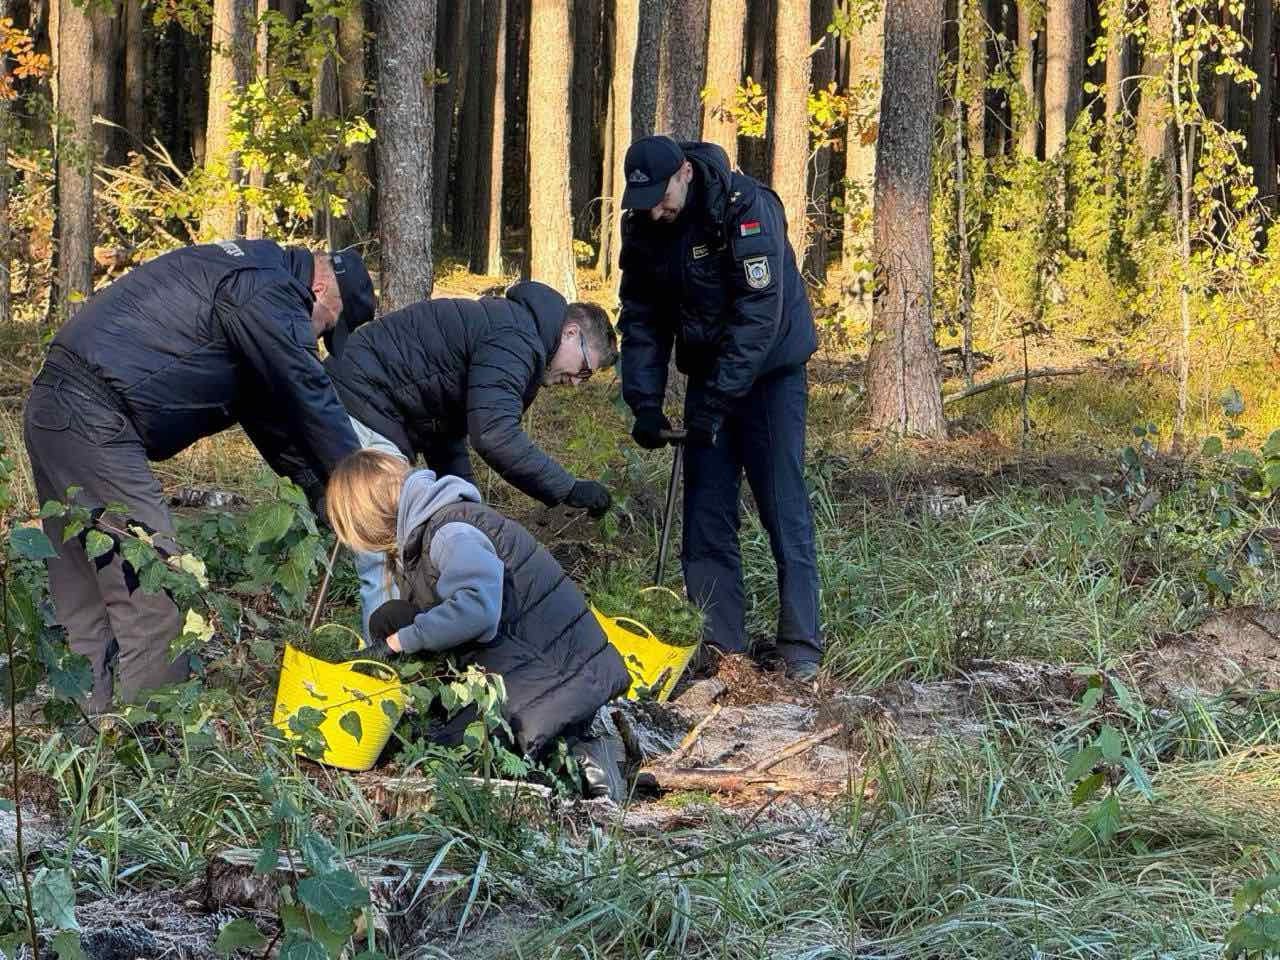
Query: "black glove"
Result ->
[[368, 599, 418, 644], [631, 408, 672, 450], [345, 639, 394, 663], [565, 480, 612, 518]]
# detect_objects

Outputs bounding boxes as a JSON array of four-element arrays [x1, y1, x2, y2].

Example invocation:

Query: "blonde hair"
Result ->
[[326, 450, 411, 556]]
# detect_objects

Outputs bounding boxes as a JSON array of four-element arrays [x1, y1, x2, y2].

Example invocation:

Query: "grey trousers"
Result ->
[[23, 373, 188, 713]]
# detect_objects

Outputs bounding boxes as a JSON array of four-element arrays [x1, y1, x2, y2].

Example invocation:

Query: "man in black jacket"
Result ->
[[324, 280, 618, 636], [24, 240, 374, 712], [618, 135, 822, 682]]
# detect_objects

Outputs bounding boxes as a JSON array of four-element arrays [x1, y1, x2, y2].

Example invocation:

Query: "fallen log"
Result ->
[[942, 366, 1087, 405]]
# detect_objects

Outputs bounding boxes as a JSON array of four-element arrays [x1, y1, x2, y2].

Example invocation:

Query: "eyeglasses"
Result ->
[[574, 332, 594, 382]]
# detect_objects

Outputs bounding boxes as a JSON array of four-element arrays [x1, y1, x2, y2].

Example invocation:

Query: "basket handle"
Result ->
[[608, 616, 657, 641], [341, 659, 401, 683]]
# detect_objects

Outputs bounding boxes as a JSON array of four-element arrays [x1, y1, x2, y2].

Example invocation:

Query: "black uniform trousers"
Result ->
[[681, 364, 822, 666]]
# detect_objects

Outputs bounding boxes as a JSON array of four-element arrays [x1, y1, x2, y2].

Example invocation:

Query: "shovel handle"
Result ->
[[658, 429, 687, 445]]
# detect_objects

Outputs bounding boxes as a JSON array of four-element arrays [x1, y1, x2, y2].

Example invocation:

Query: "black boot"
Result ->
[[572, 733, 626, 801]]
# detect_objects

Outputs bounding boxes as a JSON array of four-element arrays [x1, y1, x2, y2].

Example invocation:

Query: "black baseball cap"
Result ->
[[322, 248, 375, 357], [621, 135, 685, 210]]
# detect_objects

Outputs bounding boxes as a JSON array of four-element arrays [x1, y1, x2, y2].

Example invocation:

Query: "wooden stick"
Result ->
[[667, 704, 722, 764], [942, 367, 1087, 405], [744, 725, 842, 774]]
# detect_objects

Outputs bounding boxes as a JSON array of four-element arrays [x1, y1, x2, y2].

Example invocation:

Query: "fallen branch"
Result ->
[[667, 704, 721, 764], [942, 367, 1087, 405], [643, 725, 844, 795], [744, 725, 842, 774]]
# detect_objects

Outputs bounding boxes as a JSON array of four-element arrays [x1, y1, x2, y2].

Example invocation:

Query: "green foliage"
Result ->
[[1228, 871, 1280, 958]]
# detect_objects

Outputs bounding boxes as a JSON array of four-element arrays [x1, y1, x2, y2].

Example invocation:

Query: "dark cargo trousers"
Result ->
[[682, 365, 822, 667], [23, 366, 188, 713]]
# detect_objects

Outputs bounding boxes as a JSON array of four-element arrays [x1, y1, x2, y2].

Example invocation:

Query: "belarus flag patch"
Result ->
[[739, 220, 762, 237]]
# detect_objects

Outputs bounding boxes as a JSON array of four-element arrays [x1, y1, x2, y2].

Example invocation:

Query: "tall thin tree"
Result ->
[[201, 0, 255, 239], [841, 1, 883, 324], [1250, 0, 1275, 207], [769, 0, 810, 258], [431, 0, 468, 234], [245, 0, 270, 238], [527, 0, 577, 297], [656, 0, 706, 137], [377, 0, 436, 309], [598, 0, 639, 279], [1103, 0, 1127, 130], [336, 0, 371, 245], [456, 5, 484, 251], [632, 0, 663, 137], [1136, 0, 1173, 170], [1043, 0, 1083, 156], [55, 0, 94, 315], [472, 0, 507, 274], [570, 0, 601, 238], [1017, 0, 1040, 157], [865, 0, 946, 437], [701, 0, 745, 163], [124, 0, 146, 146], [806, 0, 836, 280]]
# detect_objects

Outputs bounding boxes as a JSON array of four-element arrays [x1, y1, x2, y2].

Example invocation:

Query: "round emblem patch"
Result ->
[[744, 256, 771, 290]]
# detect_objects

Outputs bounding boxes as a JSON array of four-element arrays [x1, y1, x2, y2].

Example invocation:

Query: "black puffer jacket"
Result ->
[[397, 499, 631, 758], [326, 281, 576, 506], [46, 239, 358, 495], [618, 141, 817, 417]]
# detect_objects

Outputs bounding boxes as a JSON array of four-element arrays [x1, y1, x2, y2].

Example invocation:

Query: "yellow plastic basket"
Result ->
[[593, 607, 696, 702], [272, 643, 407, 771]]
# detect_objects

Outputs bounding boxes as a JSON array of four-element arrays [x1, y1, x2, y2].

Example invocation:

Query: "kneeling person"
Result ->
[[325, 450, 631, 797]]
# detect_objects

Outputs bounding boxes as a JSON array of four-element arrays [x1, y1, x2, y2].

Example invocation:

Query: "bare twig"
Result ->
[[942, 367, 1087, 405], [744, 725, 842, 774], [667, 704, 721, 764]]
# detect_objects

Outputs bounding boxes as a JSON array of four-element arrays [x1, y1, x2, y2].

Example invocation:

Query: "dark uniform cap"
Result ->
[[621, 135, 685, 210], [323, 247, 376, 357]]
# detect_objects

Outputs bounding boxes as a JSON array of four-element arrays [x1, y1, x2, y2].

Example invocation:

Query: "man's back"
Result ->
[[53, 239, 316, 460]]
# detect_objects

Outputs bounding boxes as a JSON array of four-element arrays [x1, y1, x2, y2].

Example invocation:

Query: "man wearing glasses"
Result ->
[[617, 135, 822, 683], [325, 280, 616, 637]]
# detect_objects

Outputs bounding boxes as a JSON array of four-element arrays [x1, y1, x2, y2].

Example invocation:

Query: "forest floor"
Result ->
[[0, 270, 1278, 958]]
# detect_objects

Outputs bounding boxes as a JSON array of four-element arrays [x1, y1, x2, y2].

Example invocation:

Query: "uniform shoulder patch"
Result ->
[[216, 239, 245, 257], [743, 256, 771, 289]]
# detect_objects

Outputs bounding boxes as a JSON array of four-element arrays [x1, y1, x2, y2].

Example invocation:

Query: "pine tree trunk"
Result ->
[[472, 0, 507, 274], [632, 0, 662, 136], [599, 0, 639, 279], [866, 0, 946, 438], [702, 0, 745, 163], [202, 0, 255, 239], [124, 0, 147, 145], [527, 0, 577, 297], [1043, 0, 1082, 157], [92, 4, 121, 164], [504, 0, 528, 238], [805, 0, 835, 280], [841, 1, 883, 323], [189, 31, 209, 165], [0, 0, 11, 330], [1252, 0, 1275, 207], [336, 0, 371, 246], [570, 0, 601, 239], [1017, 0, 1040, 157], [312, 15, 338, 246], [769, 0, 809, 260], [245, 0, 269, 238], [1103, 0, 1126, 128], [377, 0, 436, 309], [456, 5, 484, 252], [431, 0, 468, 235], [964, 0, 987, 160], [56, 0, 94, 315], [740, 0, 773, 178], [1136, 0, 1173, 169], [656, 0, 706, 138]]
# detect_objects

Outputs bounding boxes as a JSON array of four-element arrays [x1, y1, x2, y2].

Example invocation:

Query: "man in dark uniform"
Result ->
[[617, 135, 822, 681], [24, 240, 375, 712], [325, 280, 618, 636]]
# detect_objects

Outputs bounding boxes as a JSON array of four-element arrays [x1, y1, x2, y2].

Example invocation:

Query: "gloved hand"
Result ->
[[368, 599, 418, 644], [565, 480, 612, 518], [630, 408, 672, 450], [345, 638, 394, 663]]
